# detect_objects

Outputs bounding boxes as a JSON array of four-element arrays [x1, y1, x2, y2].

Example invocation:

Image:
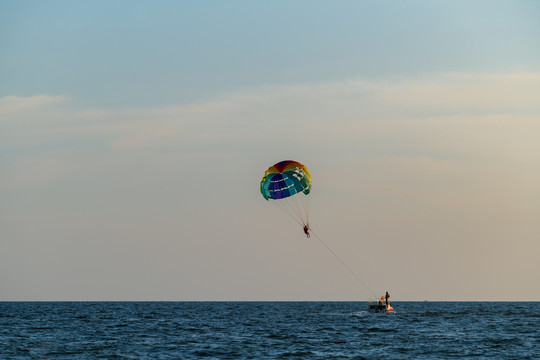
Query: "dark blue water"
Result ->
[[1, 302, 538, 359]]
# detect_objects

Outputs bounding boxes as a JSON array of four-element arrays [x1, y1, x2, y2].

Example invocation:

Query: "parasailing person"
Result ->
[[303, 224, 310, 238]]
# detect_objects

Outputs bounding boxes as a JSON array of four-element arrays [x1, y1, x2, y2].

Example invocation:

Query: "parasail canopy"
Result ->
[[260, 160, 312, 226]]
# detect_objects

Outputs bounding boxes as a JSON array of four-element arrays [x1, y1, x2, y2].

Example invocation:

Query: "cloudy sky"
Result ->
[[1, 1, 539, 301]]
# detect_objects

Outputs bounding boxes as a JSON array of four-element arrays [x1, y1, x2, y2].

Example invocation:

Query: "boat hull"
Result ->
[[368, 304, 394, 313]]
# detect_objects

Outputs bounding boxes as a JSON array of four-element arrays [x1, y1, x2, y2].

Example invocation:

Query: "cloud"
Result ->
[[2, 72, 539, 190], [0, 94, 68, 115], [4, 72, 539, 149], [369, 73, 540, 116]]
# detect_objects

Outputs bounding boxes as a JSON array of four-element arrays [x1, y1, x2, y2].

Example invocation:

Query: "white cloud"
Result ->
[[0, 94, 68, 115], [4, 72, 539, 150], [2, 73, 540, 189], [371, 73, 540, 115]]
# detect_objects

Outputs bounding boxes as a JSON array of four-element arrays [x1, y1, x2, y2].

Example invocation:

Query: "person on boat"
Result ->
[[378, 296, 384, 310], [385, 291, 390, 309], [303, 225, 310, 238]]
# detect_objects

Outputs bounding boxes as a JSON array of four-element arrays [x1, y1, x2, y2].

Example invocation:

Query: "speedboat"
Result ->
[[368, 298, 394, 313]]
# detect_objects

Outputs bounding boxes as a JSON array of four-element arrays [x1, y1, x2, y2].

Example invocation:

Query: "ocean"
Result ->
[[1, 301, 538, 359]]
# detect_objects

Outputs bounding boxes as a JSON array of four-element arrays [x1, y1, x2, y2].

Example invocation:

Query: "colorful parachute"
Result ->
[[260, 160, 312, 227]]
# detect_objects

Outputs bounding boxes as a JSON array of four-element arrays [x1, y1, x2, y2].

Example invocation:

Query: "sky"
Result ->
[[1, 0, 539, 301]]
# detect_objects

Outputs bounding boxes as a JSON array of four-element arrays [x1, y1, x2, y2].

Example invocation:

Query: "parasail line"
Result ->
[[311, 230, 377, 298], [272, 198, 304, 226]]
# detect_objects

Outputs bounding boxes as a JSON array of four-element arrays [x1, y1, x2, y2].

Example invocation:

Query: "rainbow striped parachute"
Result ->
[[260, 160, 312, 227]]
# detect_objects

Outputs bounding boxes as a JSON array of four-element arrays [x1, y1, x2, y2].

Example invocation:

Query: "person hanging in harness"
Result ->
[[303, 224, 310, 238]]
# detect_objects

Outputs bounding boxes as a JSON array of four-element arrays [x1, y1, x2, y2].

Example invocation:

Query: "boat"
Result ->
[[368, 298, 394, 313]]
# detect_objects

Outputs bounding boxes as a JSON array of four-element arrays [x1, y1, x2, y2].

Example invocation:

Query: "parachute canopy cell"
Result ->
[[260, 160, 312, 200]]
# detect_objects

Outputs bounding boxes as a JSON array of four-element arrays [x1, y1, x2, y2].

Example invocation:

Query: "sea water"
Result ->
[[1, 301, 538, 359]]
